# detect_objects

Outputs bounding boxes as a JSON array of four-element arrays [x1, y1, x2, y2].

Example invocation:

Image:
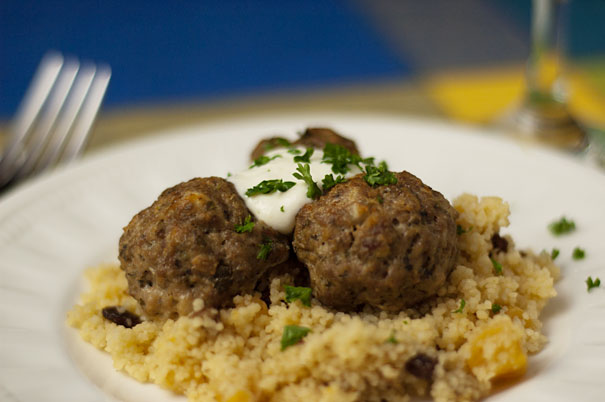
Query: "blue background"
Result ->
[[1, 0, 604, 119], [0, 0, 410, 118]]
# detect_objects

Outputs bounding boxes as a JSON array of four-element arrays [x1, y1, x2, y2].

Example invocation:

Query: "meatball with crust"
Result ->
[[249, 127, 359, 160], [294, 127, 359, 155], [119, 177, 289, 319], [293, 171, 458, 312], [250, 137, 291, 161]]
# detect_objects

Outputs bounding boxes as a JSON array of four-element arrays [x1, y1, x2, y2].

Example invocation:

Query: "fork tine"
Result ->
[[61, 64, 111, 163], [11, 60, 80, 182], [0, 53, 64, 186], [35, 65, 97, 173], [0, 54, 111, 192]]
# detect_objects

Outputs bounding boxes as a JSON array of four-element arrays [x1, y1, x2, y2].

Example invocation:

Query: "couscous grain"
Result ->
[[67, 194, 559, 402]]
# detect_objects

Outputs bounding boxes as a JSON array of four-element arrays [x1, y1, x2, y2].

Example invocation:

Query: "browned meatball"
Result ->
[[249, 128, 360, 161], [250, 137, 291, 161], [292, 172, 458, 312], [294, 127, 359, 155], [119, 177, 289, 319]]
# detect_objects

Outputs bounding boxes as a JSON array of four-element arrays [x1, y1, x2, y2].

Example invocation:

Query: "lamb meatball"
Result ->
[[293, 171, 458, 312], [250, 137, 291, 161], [249, 128, 359, 160], [294, 127, 359, 155], [119, 177, 289, 319]]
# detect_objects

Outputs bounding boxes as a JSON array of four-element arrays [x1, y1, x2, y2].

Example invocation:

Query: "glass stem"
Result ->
[[526, 0, 565, 104], [504, 0, 586, 150]]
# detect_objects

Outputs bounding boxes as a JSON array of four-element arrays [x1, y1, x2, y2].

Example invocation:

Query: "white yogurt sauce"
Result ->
[[228, 146, 361, 234]]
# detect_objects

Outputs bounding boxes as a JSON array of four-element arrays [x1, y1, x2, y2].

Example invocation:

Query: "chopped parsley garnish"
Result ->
[[548, 217, 576, 236], [235, 215, 255, 233], [321, 143, 355, 174], [321, 143, 374, 174], [227, 172, 232, 177], [453, 299, 466, 313], [250, 154, 281, 168], [284, 285, 312, 307], [376, 195, 384, 204], [491, 303, 502, 313], [246, 179, 295, 196], [256, 239, 273, 260], [363, 161, 397, 187], [321, 173, 346, 192], [280, 205, 285, 212], [288, 148, 302, 155], [403, 320, 409, 325], [293, 163, 321, 200], [551, 248, 560, 260], [491, 258, 503, 275], [281, 325, 311, 350], [293, 148, 314, 163], [586, 276, 601, 292], [386, 331, 398, 344], [572, 247, 585, 260], [457, 225, 472, 235]]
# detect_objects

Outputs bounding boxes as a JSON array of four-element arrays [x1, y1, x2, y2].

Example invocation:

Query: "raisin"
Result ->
[[259, 289, 272, 307], [491, 233, 508, 253], [102, 306, 141, 328], [405, 353, 437, 381]]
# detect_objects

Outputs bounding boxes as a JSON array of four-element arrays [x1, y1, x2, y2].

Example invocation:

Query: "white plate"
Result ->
[[1, 113, 604, 402]]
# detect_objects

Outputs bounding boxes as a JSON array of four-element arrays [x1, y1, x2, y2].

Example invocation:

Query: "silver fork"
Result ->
[[0, 52, 111, 192]]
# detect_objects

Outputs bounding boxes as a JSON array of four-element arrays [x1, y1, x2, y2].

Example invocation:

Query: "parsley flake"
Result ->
[[491, 303, 502, 313], [457, 225, 472, 235], [280, 205, 285, 212], [386, 331, 398, 344], [572, 247, 585, 260], [235, 215, 255, 233], [293, 148, 314, 163], [246, 179, 295, 197], [250, 154, 281, 169], [281, 325, 311, 350], [548, 216, 576, 236], [491, 258, 503, 275], [364, 161, 397, 187], [288, 148, 302, 155], [551, 248, 560, 260], [321, 143, 354, 174], [453, 299, 466, 313], [321, 143, 374, 174], [257, 239, 273, 260], [376, 195, 384, 204], [293, 163, 321, 200], [586, 276, 601, 292], [284, 285, 312, 307], [321, 174, 346, 192]]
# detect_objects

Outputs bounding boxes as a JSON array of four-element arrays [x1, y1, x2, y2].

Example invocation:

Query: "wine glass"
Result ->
[[506, 0, 587, 151]]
